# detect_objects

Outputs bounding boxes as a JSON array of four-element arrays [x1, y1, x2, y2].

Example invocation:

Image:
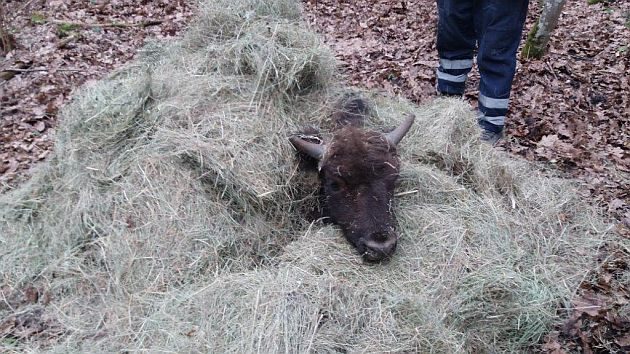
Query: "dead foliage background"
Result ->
[[1, 0, 194, 187], [301, 0, 629, 229], [300, 1, 629, 352]]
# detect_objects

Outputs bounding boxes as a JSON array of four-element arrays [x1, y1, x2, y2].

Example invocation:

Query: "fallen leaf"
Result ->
[[615, 333, 630, 347], [34, 121, 46, 132]]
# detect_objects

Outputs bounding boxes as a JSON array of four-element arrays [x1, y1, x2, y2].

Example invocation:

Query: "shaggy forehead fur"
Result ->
[[323, 126, 400, 181]]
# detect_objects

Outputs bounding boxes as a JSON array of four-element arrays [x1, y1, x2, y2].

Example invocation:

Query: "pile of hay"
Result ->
[[0, 0, 615, 352]]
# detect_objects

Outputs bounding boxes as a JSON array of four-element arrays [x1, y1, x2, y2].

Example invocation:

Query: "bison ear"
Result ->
[[384, 113, 415, 146], [289, 135, 326, 160]]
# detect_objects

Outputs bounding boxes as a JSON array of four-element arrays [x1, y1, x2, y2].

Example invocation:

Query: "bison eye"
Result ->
[[328, 181, 341, 192]]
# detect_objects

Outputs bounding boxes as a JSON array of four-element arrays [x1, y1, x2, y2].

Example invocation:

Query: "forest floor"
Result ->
[[1, 0, 628, 352], [300, 1, 629, 351], [1, 0, 195, 187]]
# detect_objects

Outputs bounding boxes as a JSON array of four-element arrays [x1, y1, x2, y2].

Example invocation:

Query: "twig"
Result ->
[[545, 60, 558, 80], [57, 33, 80, 49], [50, 19, 164, 28], [0, 61, 31, 81], [394, 189, 418, 197], [3, 67, 83, 73]]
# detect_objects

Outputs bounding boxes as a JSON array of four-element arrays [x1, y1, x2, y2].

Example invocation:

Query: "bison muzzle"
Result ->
[[290, 98, 414, 262]]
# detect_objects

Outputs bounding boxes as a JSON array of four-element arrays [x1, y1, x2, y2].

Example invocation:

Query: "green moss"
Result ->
[[57, 23, 79, 38], [30, 12, 46, 25], [521, 21, 545, 60]]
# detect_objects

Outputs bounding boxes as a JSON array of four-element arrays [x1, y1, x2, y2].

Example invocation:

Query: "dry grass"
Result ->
[[0, 0, 617, 352]]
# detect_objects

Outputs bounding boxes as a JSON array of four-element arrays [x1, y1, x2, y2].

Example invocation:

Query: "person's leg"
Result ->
[[475, 0, 529, 140], [436, 0, 476, 96]]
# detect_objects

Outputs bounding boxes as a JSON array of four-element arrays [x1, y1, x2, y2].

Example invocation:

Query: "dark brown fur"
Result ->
[[293, 97, 406, 262]]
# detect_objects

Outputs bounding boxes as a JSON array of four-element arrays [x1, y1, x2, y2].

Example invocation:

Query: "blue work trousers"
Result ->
[[436, 0, 529, 132]]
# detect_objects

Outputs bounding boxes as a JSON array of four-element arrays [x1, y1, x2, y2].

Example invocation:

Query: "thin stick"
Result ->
[[50, 19, 164, 28], [57, 33, 79, 49], [394, 189, 418, 197], [545, 60, 558, 80], [3, 67, 83, 73]]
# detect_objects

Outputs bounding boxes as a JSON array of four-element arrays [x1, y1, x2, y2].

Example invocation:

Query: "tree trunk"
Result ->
[[0, 2, 16, 54], [522, 0, 567, 59]]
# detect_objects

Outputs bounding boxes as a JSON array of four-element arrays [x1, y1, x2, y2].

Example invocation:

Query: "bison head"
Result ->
[[290, 113, 414, 262]]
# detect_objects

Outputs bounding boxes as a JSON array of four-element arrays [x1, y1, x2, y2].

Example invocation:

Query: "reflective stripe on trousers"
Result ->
[[436, 0, 530, 126]]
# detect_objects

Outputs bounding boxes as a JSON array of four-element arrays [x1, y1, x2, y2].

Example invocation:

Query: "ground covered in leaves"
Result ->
[[1, 0, 194, 188], [1, 0, 628, 352], [302, 0, 629, 229], [301, 0, 629, 352]]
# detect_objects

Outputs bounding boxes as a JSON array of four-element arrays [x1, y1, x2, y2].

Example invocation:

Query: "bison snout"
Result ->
[[360, 232, 398, 262]]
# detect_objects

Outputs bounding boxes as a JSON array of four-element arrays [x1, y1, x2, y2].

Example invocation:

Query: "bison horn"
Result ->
[[289, 136, 326, 160], [384, 113, 415, 146]]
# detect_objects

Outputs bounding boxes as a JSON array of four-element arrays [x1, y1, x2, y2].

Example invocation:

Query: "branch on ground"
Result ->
[[50, 19, 164, 29], [0, 61, 31, 82], [57, 33, 80, 49]]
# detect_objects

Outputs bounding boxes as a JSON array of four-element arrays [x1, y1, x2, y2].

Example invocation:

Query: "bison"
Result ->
[[290, 97, 415, 262]]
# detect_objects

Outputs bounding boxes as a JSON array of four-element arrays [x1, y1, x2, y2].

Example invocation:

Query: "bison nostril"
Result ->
[[364, 234, 397, 253], [362, 247, 391, 263], [352, 231, 398, 262], [362, 239, 397, 262], [371, 231, 389, 242]]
